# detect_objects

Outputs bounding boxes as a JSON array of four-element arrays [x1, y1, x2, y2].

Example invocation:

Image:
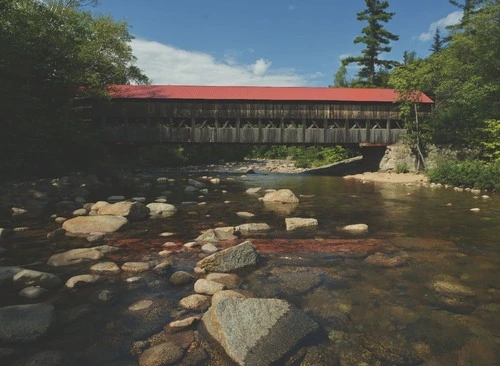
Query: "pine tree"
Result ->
[[343, 0, 399, 86], [430, 28, 444, 53]]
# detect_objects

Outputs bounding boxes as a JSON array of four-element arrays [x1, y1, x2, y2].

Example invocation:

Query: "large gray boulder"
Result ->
[[47, 248, 102, 266], [261, 189, 299, 204], [202, 297, 318, 365], [196, 241, 259, 273], [62, 216, 128, 234], [12, 269, 61, 289], [146, 203, 177, 218], [97, 201, 149, 221], [0, 303, 55, 343]]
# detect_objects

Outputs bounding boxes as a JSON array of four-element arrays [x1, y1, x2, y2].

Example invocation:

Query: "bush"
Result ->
[[396, 163, 409, 174], [427, 160, 500, 191]]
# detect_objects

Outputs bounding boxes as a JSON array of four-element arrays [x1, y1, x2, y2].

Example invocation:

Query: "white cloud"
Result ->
[[251, 58, 272, 76], [131, 38, 313, 86], [418, 11, 462, 41]]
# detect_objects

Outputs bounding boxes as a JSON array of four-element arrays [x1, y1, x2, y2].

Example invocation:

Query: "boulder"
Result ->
[[62, 216, 128, 234], [285, 218, 318, 231], [97, 201, 149, 221], [194, 279, 226, 295], [0, 266, 21, 287], [202, 297, 318, 365], [195, 227, 237, 243], [146, 203, 177, 218], [47, 248, 102, 266], [196, 241, 259, 273], [138, 342, 184, 366], [0, 303, 55, 343], [262, 189, 299, 203], [235, 223, 271, 235], [341, 224, 368, 235], [179, 294, 211, 311], [12, 269, 61, 289], [211, 290, 247, 306]]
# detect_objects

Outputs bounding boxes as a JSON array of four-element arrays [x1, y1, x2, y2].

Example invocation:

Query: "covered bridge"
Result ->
[[95, 85, 433, 145]]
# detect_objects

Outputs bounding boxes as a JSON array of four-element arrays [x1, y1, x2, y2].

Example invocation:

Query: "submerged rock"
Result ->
[[47, 248, 102, 266], [138, 342, 184, 366], [202, 297, 318, 365], [194, 278, 226, 295], [122, 262, 150, 273], [364, 252, 408, 268], [13, 269, 61, 289], [90, 262, 121, 275], [18, 286, 49, 300], [0, 303, 55, 343], [169, 271, 193, 285], [65, 274, 100, 288], [235, 223, 271, 235], [196, 241, 259, 273]]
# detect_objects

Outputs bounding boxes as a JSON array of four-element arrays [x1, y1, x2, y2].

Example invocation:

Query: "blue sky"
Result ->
[[94, 0, 463, 86]]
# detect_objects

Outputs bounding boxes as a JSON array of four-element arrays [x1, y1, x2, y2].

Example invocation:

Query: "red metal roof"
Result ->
[[108, 85, 433, 104]]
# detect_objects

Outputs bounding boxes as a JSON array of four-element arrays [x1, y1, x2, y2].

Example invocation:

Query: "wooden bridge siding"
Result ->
[[104, 99, 413, 121]]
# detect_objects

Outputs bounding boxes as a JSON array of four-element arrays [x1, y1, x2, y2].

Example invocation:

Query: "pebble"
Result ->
[[97, 289, 114, 303], [13, 227, 29, 232], [65, 274, 100, 288], [201, 243, 219, 254], [168, 315, 202, 329], [121, 262, 150, 273], [482, 195, 490, 199], [159, 250, 172, 257], [128, 299, 153, 311], [184, 241, 200, 248], [163, 241, 178, 247], [470, 208, 480, 212], [178, 294, 211, 310], [194, 278, 226, 295], [236, 211, 255, 218], [126, 276, 142, 283], [169, 271, 194, 285], [90, 262, 121, 275], [159, 232, 175, 237], [55, 217, 67, 224], [18, 286, 49, 300]]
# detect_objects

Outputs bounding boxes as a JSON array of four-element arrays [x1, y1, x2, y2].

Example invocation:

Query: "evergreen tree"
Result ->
[[430, 28, 445, 53], [343, 0, 399, 86], [332, 62, 348, 87]]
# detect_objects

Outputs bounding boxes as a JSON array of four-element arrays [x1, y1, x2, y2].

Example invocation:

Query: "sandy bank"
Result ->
[[343, 172, 429, 185]]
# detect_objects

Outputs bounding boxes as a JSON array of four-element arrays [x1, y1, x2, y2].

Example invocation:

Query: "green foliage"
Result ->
[[430, 28, 445, 53], [0, 0, 148, 179], [396, 163, 409, 174], [480, 119, 500, 162], [427, 160, 500, 190], [343, 0, 399, 86], [332, 63, 349, 87], [249, 145, 354, 169]]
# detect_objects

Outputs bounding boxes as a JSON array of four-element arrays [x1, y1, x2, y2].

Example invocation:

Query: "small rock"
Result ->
[[72, 208, 88, 216], [262, 189, 299, 203], [364, 253, 408, 268], [470, 208, 480, 212], [146, 203, 177, 218], [128, 299, 153, 311], [341, 224, 369, 235], [54, 217, 67, 224], [98, 201, 149, 221], [107, 195, 125, 201], [206, 273, 241, 289], [210, 178, 221, 184], [194, 278, 226, 295], [47, 228, 66, 239], [169, 271, 193, 285], [201, 243, 219, 254], [159, 232, 174, 237], [246, 187, 262, 194], [126, 276, 142, 283], [196, 241, 259, 273], [159, 250, 172, 257], [481, 195, 490, 199], [236, 223, 271, 235], [153, 260, 173, 274], [62, 216, 128, 234], [183, 241, 199, 248], [122, 262, 150, 273], [179, 294, 211, 311], [65, 274, 100, 288], [236, 211, 255, 219], [90, 262, 121, 275], [168, 315, 202, 330], [138, 342, 184, 366], [97, 289, 114, 303], [47, 248, 102, 266], [285, 217, 318, 231]]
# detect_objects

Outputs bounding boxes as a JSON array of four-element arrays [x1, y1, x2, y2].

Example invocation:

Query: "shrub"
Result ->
[[396, 163, 410, 174], [427, 160, 500, 190]]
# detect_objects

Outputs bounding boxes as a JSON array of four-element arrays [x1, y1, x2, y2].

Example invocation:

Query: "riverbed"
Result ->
[[0, 171, 498, 365]]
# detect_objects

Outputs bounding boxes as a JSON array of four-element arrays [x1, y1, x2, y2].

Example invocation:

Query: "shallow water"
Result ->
[[1, 173, 499, 365]]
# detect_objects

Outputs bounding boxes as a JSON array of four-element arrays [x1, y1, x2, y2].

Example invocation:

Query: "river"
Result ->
[[0, 172, 499, 365]]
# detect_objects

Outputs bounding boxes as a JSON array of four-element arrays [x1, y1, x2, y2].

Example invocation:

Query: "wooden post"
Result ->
[[258, 117, 262, 143], [302, 118, 306, 143], [387, 119, 391, 144], [345, 118, 349, 143], [323, 118, 328, 143], [215, 118, 218, 143], [280, 117, 284, 143], [366, 120, 371, 143], [191, 117, 195, 142], [236, 117, 241, 143]]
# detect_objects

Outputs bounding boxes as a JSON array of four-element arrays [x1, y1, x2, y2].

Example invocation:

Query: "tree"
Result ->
[[332, 62, 349, 87], [448, 0, 485, 26], [430, 28, 445, 53], [0, 0, 149, 178], [343, 0, 399, 86]]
